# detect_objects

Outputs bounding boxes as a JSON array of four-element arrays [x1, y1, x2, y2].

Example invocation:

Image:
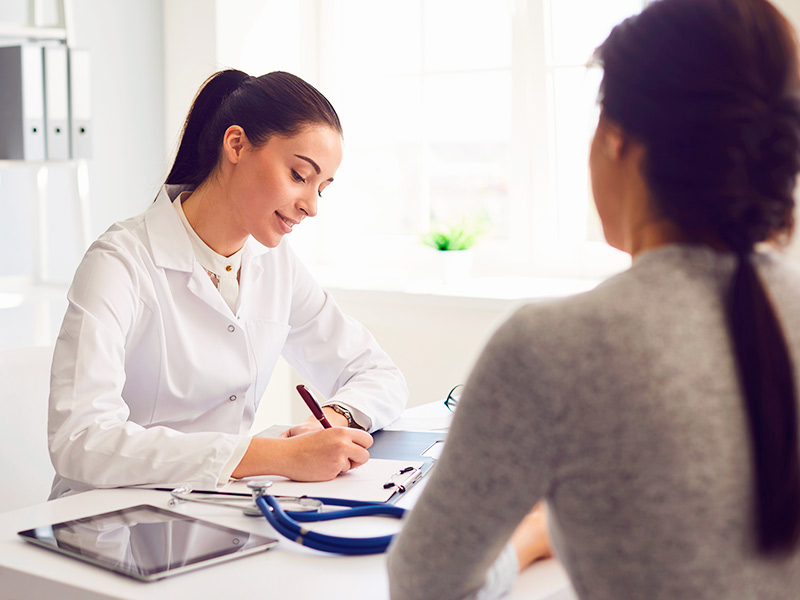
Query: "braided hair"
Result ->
[[595, 0, 800, 554]]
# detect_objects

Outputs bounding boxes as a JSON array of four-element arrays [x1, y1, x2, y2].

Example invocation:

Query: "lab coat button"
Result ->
[[228, 325, 235, 332], [229, 395, 237, 402]]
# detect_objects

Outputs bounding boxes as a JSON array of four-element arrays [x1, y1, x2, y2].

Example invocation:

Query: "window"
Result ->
[[225, 0, 648, 281], [543, 0, 646, 276], [310, 1, 514, 273]]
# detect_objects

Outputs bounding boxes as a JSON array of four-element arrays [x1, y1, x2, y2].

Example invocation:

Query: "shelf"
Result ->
[[0, 23, 66, 41], [0, 160, 80, 168]]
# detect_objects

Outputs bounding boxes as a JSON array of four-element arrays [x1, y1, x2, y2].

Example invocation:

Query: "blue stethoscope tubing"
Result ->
[[255, 494, 406, 555]]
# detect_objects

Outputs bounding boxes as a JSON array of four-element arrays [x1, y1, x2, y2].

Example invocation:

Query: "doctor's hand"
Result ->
[[232, 428, 373, 482], [281, 406, 350, 437], [279, 427, 373, 481], [281, 421, 325, 437]]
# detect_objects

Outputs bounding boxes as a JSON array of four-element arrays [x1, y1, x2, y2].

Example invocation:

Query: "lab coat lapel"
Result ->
[[145, 185, 235, 319], [237, 236, 269, 317], [145, 185, 195, 273]]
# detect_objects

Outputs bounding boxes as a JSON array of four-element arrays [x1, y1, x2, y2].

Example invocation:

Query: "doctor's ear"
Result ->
[[222, 125, 249, 164]]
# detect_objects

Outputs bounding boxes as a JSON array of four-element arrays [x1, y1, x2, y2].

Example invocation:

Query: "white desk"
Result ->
[[0, 487, 575, 600], [0, 405, 576, 600]]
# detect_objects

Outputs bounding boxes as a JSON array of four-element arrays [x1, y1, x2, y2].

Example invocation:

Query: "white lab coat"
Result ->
[[49, 184, 407, 496]]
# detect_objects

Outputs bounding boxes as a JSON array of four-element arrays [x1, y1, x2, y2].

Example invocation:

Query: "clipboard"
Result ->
[[253, 426, 447, 462], [213, 427, 449, 504], [368, 430, 446, 502], [369, 429, 446, 461], [221, 457, 425, 504]]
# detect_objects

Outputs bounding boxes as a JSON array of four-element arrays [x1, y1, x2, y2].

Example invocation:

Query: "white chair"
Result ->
[[0, 345, 55, 512]]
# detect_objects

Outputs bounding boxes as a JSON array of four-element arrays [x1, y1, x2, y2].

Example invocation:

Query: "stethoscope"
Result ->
[[169, 480, 406, 555]]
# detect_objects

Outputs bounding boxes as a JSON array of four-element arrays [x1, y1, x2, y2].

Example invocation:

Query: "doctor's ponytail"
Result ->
[[166, 70, 342, 187]]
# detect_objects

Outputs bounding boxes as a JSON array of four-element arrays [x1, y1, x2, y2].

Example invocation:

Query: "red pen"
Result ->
[[296, 385, 332, 428]]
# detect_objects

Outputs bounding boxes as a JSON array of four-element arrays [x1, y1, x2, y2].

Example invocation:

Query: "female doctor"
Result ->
[[48, 70, 407, 498]]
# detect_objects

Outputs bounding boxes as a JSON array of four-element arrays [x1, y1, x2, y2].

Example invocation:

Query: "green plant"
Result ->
[[421, 215, 489, 251]]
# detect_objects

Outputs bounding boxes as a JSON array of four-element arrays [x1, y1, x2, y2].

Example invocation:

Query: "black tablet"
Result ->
[[18, 504, 278, 582]]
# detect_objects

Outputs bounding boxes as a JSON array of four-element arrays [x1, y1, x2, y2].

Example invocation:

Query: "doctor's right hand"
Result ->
[[231, 428, 373, 482]]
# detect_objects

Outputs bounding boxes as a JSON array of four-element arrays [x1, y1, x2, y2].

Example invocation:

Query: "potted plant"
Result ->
[[422, 215, 489, 284]]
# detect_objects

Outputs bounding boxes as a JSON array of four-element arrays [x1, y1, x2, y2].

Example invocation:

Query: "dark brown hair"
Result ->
[[166, 70, 342, 187], [596, 0, 800, 554]]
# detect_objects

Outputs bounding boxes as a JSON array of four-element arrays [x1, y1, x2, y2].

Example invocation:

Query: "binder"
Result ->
[[68, 48, 91, 159], [0, 44, 46, 161], [43, 45, 70, 160]]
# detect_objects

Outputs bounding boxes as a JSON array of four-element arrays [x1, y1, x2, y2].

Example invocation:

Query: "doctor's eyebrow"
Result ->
[[295, 154, 334, 182]]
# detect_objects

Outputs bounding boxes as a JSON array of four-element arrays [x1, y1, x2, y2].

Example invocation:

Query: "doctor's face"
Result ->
[[232, 125, 343, 248]]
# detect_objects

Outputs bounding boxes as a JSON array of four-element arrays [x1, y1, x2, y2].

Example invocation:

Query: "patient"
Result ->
[[388, 0, 800, 598]]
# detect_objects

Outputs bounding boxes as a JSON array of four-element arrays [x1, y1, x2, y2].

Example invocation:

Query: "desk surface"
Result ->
[[0, 404, 576, 600], [0, 487, 574, 600]]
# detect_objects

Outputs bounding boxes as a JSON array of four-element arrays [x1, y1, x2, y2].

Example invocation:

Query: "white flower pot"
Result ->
[[438, 249, 473, 285]]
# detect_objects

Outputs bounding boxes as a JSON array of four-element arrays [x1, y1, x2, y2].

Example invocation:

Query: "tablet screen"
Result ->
[[18, 504, 278, 581]]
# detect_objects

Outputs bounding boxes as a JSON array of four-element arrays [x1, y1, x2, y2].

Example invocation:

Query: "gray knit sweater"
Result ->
[[388, 245, 800, 600]]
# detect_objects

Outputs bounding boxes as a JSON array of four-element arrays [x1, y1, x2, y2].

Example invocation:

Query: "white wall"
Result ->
[[69, 0, 167, 240], [774, 0, 800, 41], [163, 0, 216, 162], [250, 288, 519, 433], [0, 0, 166, 349], [162, 0, 321, 162], [327, 290, 515, 402]]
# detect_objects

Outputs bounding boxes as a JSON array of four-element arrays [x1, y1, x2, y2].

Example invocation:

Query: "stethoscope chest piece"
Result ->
[[246, 479, 273, 496]]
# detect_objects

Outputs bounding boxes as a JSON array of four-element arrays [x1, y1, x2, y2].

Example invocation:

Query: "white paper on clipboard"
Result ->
[[222, 458, 425, 503]]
